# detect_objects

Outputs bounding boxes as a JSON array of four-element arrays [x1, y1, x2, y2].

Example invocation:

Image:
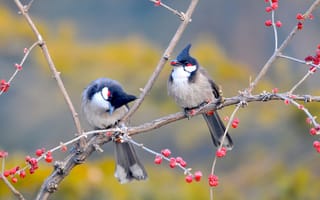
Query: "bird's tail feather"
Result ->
[[202, 111, 233, 150], [114, 142, 148, 184]]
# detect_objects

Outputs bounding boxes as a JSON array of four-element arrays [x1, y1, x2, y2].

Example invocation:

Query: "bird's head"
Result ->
[[170, 44, 198, 73]]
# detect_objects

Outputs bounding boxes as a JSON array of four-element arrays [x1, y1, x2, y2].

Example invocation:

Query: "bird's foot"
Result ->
[[184, 108, 197, 119]]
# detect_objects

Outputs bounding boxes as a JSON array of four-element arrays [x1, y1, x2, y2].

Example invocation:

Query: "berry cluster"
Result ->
[[216, 147, 228, 158], [208, 174, 219, 187], [264, 0, 282, 28], [35, 148, 54, 163], [304, 45, 320, 72], [296, 12, 313, 30], [2, 166, 24, 183], [154, 148, 203, 183]]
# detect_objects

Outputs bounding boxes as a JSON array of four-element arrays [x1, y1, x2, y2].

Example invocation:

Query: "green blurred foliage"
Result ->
[[1, 4, 320, 200]]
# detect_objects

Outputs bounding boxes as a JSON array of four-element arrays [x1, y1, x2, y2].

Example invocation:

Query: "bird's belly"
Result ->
[[84, 105, 127, 129], [169, 79, 213, 109]]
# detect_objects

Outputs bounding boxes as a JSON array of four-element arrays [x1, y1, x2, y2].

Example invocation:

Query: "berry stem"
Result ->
[[123, 135, 193, 175], [0, 41, 39, 96]]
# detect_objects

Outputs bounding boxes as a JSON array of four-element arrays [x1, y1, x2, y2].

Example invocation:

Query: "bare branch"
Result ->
[[121, 0, 199, 122], [1, 158, 25, 200], [13, 0, 84, 146], [247, 0, 320, 93]]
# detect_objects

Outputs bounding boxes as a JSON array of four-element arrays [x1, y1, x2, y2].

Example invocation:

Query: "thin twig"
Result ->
[[13, 0, 84, 146], [121, 0, 199, 122], [149, 0, 189, 21], [247, 0, 320, 93], [1, 158, 25, 200]]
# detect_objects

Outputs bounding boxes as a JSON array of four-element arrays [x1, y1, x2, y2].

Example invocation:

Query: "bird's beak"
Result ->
[[170, 60, 181, 66]]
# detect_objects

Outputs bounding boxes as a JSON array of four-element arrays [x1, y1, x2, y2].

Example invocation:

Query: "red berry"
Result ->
[[154, 0, 161, 6], [0, 151, 8, 158], [296, 13, 304, 20], [265, 20, 272, 27], [60, 145, 67, 152], [298, 104, 304, 110], [265, 7, 272, 13], [216, 148, 227, 158], [0, 80, 10, 92], [45, 156, 53, 163], [275, 21, 282, 27], [194, 171, 202, 182], [209, 180, 219, 187], [231, 121, 238, 129], [224, 116, 229, 121], [313, 141, 320, 149], [3, 170, 10, 177], [179, 159, 187, 167], [169, 157, 176, 168], [185, 175, 193, 183], [284, 99, 290, 105], [11, 177, 18, 183], [19, 170, 26, 179], [161, 149, 171, 157], [208, 174, 219, 187], [233, 118, 240, 124], [15, 63, 22, 71], [35, 149, 44, 157], [175, 156, 183, 163], [306, 117, 312, 124], [23, 48, 28, 54], [154, 155, 162, 165], [272, 88, 279, 93], [310, 128, 317, 136], [271, 0, 278, 2], [25, 155, 31, 162], [297, 22, 303, 30], [208, 174, 219, 181], [29, 168, 35, 174], [271, 2, 278, 10], [309, 66, 317, 73], [308, 13, 314, 20]]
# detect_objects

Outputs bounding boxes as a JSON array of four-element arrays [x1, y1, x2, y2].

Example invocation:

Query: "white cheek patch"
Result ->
[[101, 87, 110, 101], [184, 65, 197, 73], [91, 92, 111, 110], [172, 67, 190, 81]]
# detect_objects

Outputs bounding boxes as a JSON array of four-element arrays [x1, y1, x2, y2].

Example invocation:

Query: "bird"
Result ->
[[81, 78, 148, 184], [167, 44, 233, 150]]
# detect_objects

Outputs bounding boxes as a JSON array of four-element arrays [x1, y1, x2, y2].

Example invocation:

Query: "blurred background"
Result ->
[[1, 0, 320, 199]]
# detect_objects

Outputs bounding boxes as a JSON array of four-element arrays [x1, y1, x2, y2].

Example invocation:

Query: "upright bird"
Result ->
[[167, 44, 233, 149], [82, 78, 147, 183]]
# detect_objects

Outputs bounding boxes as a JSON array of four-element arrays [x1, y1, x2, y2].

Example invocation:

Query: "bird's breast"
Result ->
[[168, 72, 214, 108]]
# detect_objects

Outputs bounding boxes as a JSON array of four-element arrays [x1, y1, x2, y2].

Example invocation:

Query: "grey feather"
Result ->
[[114, 142, 148, 184], [202, 112, 233, 150], [81, 78, 147, 184]]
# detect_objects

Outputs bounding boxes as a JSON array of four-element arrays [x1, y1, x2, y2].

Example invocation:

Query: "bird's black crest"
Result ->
[[176, 44, 198, 66]]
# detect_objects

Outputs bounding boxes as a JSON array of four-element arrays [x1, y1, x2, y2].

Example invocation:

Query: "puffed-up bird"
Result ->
[[167, 44, 233, 150], [82, 78, 148, 183]]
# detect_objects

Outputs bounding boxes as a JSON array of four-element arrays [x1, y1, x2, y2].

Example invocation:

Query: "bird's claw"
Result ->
[[303, 95, 312, 102], [260, 91, 273, 101], [184, 108, 196, 119]]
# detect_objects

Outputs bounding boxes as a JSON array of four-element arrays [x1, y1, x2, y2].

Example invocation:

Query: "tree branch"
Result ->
[[121, 0, 199, 122], [13, 0, 84, 146], [247, 0, 320, 93]]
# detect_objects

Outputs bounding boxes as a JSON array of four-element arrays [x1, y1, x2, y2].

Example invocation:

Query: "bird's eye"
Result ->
[[185, 63, 193, 67], [101, 87, 111, 100]]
